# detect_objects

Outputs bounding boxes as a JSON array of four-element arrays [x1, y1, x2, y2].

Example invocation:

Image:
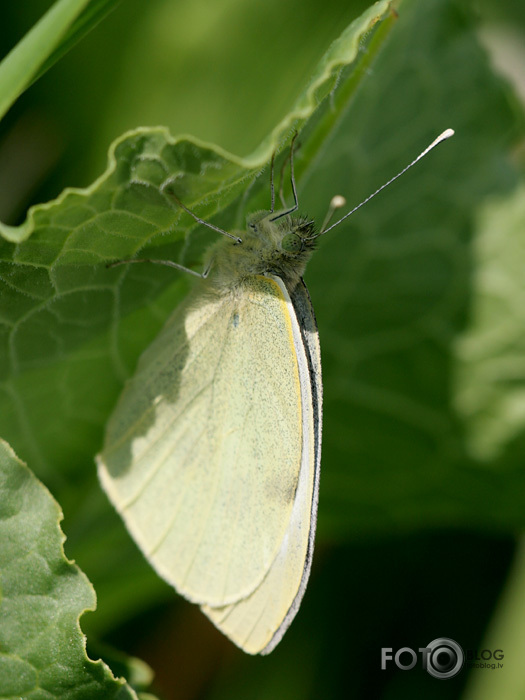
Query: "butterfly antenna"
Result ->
[[314, 128, 454, 237]]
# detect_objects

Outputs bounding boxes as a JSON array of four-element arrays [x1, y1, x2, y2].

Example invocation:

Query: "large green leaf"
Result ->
[[0, 439, 149, 699], [0, 0, 393, 634]]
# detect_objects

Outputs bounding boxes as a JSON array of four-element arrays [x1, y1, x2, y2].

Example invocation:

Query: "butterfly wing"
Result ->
[[97, 275, 311, 617], [201, 277, 322, 654]]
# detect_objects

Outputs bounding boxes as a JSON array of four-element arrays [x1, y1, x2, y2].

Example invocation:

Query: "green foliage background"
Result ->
[[1, 0, 525, 698]]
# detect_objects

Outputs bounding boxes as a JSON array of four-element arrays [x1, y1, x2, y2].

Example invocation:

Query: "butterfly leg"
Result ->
[[272, 131, 300, 221], [106, 257, 212, 279]]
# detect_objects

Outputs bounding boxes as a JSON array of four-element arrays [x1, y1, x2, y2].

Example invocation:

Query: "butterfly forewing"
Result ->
[[98, 275, 307, 608]]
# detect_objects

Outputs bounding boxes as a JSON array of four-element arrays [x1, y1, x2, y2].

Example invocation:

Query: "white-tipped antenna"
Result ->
[[320, 195, 346, 231], [315, 128, 454, 237]]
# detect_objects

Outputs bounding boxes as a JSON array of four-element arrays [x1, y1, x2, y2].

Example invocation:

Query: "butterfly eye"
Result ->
[[281, 232, 303, 253]]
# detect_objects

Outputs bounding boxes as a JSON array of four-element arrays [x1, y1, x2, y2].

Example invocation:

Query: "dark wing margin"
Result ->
[[260, 277, 323, 654]]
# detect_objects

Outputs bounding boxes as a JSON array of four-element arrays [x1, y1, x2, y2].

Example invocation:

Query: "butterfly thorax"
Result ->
[[206, 210, 316, 293]]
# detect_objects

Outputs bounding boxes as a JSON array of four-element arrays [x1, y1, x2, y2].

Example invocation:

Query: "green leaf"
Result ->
[[0, 439, 149, 699], [0, 0, 122, 122], [0, 0, 393, 639], [0, 0, 394, 640]]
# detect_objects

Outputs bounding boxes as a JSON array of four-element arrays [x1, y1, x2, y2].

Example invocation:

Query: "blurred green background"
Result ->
[[1, 0, 525, 698]]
